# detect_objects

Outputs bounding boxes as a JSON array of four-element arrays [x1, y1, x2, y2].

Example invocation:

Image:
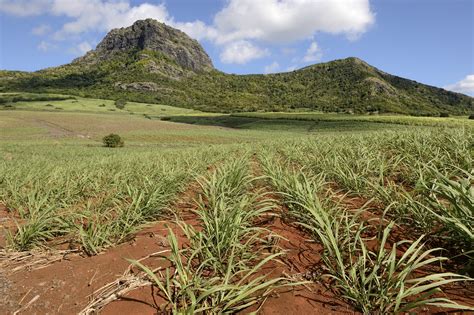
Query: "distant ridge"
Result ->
[[1, 19, 472, 115]]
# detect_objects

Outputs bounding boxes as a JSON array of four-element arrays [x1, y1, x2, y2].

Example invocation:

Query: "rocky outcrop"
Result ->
[[75, 19, 214, 72], [114, 81, 160, 92]]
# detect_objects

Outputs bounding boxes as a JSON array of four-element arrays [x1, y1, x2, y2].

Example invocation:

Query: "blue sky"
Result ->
[[0, 0, 473, 95]]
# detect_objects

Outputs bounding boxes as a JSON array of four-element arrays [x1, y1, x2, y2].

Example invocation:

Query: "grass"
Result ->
[[260, 151, 473, 313], [233, 111, 474, 129], [0, 92, 201, 117], [129, 158, 288, 313], [1, 145, 236, 253], [1, 95, 473, 313]]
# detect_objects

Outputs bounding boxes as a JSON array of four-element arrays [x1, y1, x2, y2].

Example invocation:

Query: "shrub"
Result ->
[[98, 104, 106, 107], [102, 134, 124, 148], [114, 99, 127, 109], [469, 114, 474, 120], [439, 112, 449, 117]]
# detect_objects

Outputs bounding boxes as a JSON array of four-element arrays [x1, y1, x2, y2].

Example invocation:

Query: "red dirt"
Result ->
[[0, 221, 183, 314], [1, 164, 473, 315], [100, 215, 354, 315], [0, 203, 15, 249]]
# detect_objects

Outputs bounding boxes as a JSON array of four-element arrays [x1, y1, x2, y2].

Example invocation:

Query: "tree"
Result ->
[[102, 134, 124, 148], [115, 99, 127, 109]]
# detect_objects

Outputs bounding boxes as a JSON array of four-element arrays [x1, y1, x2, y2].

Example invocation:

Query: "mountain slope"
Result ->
[[1, 19, 472, 115]]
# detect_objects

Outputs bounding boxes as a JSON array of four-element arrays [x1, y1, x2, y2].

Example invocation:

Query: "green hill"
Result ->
[[1, 19, 472, 115]]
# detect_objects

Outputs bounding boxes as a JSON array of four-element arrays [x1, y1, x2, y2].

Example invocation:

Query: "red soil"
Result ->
[[1, 169, 473, 314]]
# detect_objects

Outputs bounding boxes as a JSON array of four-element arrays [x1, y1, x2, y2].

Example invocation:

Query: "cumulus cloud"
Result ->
[[220, 40, 269, 64], [209, 0, 374, 63], [264, 61, 280, 74], [212, 0, 374, 44], [51, 1, 170, 39], [444, 75, 474, 95], [37, 40, 56, 52], [67, 41, 94, 56], [302, 41, 323, 63], [77, 41, 92, 54], [32, 24, 52, 36], [0, 0, 51, 16], [1, 0, 375, 65]]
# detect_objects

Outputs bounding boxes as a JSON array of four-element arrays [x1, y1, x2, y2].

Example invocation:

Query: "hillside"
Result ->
[[1, 19, 472, 115]]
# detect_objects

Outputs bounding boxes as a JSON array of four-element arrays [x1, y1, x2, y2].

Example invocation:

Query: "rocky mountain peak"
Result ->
[[76, 19, 214, 72]]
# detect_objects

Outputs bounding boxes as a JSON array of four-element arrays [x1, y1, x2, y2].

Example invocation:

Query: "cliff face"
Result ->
[[74, 19, 214, 72]]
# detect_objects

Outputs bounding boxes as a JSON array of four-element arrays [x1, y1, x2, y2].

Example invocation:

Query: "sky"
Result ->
[[0, 0, 473, 95]]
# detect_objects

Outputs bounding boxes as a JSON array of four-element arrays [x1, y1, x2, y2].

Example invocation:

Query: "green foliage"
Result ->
[[2, 54, 472, 115], [0, 92, 74, 104], [129, 157, 289, 313], [0, 145, 231, 253], [260, 150, 473, 313], [421, 169, 473, 252], [102, 133, 124, 148], [114, 99, 127, 109]]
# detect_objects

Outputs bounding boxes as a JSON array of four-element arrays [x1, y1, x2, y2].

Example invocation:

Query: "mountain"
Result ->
[[1, 19, 472, 115], [74, 19, 214, 73]]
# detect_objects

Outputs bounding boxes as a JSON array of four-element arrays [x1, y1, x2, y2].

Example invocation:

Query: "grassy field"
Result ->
[[232, 111, 474, 128], [0, 95, 473, 313], [0, 92, 201, 117]]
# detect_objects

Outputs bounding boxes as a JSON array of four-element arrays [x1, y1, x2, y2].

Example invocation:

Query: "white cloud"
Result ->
[[176, 21, 219, 42], [444, 75, 474, 95], [0, 0, 51, 16], [37, 40, 56, 52], [77, 41, 92, 54], [32, 24, 52, 36], [286, 65, 297, 72], [52, 1, 171, 39], [212, 0, 374, 44], [220, 40, 269, 64], [264, 61, 280, 74], [281, 47, 297, 56], [1, 0, 375, 66], [302, 41, 323, 63], [209, 0, 374, 64]]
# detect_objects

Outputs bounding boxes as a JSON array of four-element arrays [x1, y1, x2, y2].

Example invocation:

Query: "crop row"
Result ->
[[259, 143, 473, 313], [0, 145, 238, 254], [130, 156, 288, 313]]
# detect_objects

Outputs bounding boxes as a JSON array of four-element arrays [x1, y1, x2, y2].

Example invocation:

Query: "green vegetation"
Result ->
[[261, 150, 472, 313], [114, 99, 126, 109], [1, 17, 472, 311], [102, 133, 124, 147], [0, 92, 74, 105], [130, 158, 287, 313], [2, 55, 472, 115], [0, 92, 201, 117], [1, 101, 473, 313], [232, 111, 474, 128]]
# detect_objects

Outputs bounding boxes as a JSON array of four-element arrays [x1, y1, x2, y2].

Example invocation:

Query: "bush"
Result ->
[[469, 114, 474, 120], [439, 112, 449, 117], [115, 99, 127, 109], [102, 134, 124, 148], [98, 104, 106, 107]]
